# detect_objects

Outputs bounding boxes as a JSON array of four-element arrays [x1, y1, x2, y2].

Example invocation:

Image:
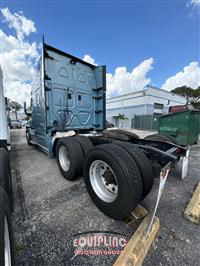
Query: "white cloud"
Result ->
[[3, 80, 32, 106], [1, 7, 36, 41], [191, 0, 200, 5], [1, 7, 198, 106], [0, 8, 39, 105], [82, 54, 98, 66], [161, 62, 200, 91], [187, 0, 200, 13], [3, 7, 154, 105], [83, 54, 154, 97], [106, 58, 154, 97]]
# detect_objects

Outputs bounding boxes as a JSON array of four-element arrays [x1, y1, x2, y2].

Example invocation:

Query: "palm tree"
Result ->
[[118, 113, 126, 128]]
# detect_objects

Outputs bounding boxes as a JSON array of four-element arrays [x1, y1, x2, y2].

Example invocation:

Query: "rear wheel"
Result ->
[[0, 187, 15, 266], [73, 136, 93, 156], [144, 133, 177, 144], [83, 144, 143, 220], [113, 141, 154, 199], [56, 137, 84, 180]]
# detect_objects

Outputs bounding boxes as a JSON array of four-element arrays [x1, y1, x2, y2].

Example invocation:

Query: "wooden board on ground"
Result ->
[[184, 182, 200, 225], [131, 204, 148, 220], [114, 216, 160, 266]]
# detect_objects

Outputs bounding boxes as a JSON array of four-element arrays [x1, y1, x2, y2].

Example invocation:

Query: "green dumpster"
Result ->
[[158, 110, 200, 146]]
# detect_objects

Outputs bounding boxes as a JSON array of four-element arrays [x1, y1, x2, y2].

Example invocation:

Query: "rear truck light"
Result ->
[[175, 147, 190, 179]]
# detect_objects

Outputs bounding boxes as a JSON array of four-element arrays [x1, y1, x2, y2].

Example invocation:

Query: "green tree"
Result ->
[[118, 113, 127, 128], [192, 86, 200, 101], [171, 86, 200, 109], [171, 86, 194, 104], [10, 101, 22, 120], [118, 113, 126, 120], [191, 86, 200, 110]]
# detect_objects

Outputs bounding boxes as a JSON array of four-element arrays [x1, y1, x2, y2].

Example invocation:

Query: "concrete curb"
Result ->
[[184, 182, 200, 225], [114, 216, 160, 266]]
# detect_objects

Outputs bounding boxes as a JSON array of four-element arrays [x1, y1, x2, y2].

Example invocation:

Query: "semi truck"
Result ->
[[25, 40, 189, 226], [0, 66, 14, 266]]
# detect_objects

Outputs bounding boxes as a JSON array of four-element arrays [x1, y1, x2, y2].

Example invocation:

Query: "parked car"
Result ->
[[11, 119, 22, 129]]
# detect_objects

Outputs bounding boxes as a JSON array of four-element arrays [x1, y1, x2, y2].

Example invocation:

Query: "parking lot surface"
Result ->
[[11, 129, 200, 266]]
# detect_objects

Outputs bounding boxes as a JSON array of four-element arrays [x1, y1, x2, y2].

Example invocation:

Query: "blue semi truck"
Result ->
[[25, 40, 189, 221]]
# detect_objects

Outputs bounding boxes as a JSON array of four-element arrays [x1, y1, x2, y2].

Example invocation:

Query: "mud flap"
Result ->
[[176, 147, 190, 179], [145, 162, 171, 237]]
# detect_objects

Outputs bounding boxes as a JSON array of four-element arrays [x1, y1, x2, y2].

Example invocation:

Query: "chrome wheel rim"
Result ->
[[59, 146, 70, 171], [89, 160, 118, 203], [4, 216, 11, 266]]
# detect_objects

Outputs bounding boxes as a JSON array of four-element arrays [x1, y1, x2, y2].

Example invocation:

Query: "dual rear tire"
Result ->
[[56, 136, 154, 220], [56, 136, 93, 180], [83, 143, 145, 220], [113, 141, 153, 199]]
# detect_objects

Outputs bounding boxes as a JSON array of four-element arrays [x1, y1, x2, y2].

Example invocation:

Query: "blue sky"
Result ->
[[0, 0, 199, 103]]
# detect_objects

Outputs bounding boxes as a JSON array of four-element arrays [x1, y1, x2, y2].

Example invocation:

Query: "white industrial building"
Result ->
[[106, 85, 186, 128]]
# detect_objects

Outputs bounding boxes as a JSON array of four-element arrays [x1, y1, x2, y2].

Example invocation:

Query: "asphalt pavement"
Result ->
[[10, 129, 200, 266]]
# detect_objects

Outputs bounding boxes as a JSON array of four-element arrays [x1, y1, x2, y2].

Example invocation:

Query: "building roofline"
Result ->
[[106, 85, 187, 100], [106, 88, 147, 100], [146, 85, 187, 99]]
